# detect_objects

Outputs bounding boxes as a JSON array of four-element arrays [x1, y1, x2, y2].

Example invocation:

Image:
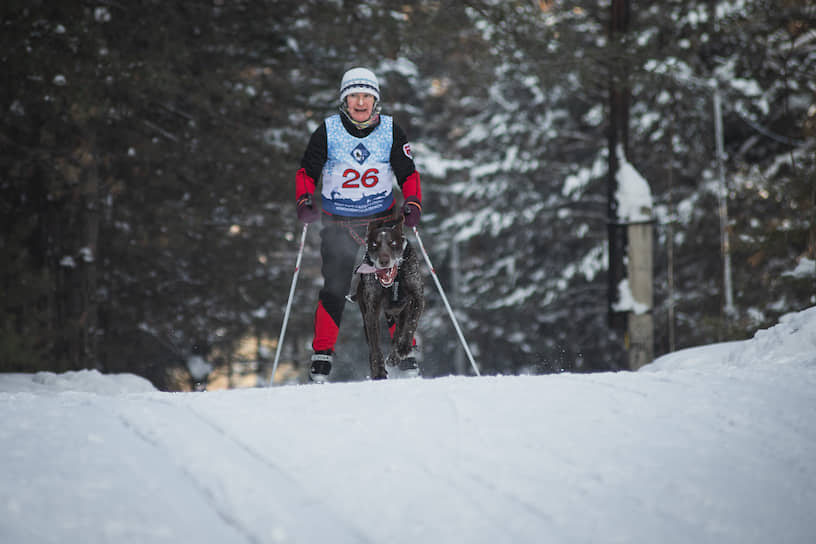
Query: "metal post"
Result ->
[[713, 82, 736, 317]]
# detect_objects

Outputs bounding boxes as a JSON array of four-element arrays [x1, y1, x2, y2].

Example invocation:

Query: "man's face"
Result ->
[[346, 93, 376, 122]]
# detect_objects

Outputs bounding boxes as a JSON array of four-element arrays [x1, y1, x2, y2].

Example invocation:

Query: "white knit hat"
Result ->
[[339, 67, 380, 102]]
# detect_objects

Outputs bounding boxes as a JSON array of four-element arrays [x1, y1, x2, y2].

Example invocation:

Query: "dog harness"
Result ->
[[325, 211, 397, 247]]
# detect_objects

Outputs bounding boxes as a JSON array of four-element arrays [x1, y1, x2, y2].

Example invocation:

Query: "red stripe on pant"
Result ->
[[312, 301, 339, 352], [388, 323, 417, 346], [313, 304, 417, 353]]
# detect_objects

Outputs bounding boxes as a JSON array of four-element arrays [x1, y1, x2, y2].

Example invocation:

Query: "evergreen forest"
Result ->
[[2, 0, 814, 389]]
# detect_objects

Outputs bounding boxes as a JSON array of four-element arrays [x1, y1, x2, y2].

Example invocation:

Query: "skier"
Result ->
[[295, 67, 422, 382]]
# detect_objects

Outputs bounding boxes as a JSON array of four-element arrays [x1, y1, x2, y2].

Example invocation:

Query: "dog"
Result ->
[[355, 216, 424, 380]]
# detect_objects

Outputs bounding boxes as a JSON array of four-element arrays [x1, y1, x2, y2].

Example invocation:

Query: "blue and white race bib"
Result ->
[[321, 114, 396, 217]]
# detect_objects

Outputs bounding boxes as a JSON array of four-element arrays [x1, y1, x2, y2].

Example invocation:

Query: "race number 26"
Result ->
[[342, 168, 379, 188]]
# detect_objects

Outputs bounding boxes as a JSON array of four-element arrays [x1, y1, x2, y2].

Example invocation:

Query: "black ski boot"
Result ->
[[309, 350, 333, 383], [397, 356, 420, 378]]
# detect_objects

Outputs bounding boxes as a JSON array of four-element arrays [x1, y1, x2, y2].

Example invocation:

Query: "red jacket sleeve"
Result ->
[[391, 123, 421, 203], [295, 168, 316, 201], [401, 171, 421, 202], [296, 123, 327, 201]]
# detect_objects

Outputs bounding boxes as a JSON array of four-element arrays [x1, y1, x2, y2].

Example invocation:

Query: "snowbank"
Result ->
[[0, 368, 156, 395], [644, 305, 816, 372]]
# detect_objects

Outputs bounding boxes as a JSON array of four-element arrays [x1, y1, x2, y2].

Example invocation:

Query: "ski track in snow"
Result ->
[[2, 392, 244, 544], [114, 395, 372, 544], [111, 399, 260, 544]]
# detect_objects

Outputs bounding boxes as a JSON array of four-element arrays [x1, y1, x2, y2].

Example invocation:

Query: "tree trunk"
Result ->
[[80, 134, 100, 369], [52, 134, 100, 370]]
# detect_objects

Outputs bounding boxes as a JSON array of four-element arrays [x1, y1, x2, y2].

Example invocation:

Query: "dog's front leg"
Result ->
[[360, 287, 387, 380], [386, 298, 423, 366], [366, 315, 387, 379]]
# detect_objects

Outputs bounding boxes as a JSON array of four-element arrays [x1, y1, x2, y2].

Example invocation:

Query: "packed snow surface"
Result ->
[[2, 307, 815, 543]]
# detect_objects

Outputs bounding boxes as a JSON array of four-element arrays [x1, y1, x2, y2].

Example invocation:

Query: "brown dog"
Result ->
[[355, 216, 423, 379]]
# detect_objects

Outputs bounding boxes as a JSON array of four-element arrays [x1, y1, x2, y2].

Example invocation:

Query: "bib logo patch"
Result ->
[[351, 143, 370, 165], [402, 143, 412, 159]]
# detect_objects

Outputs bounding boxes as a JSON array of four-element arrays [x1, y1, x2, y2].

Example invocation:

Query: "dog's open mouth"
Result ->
[[376, 264, 398, 287], [355, 261, 400, 288]]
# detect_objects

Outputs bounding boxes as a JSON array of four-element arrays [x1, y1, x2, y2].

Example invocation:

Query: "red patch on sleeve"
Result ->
[[402, 143, 412, 159]]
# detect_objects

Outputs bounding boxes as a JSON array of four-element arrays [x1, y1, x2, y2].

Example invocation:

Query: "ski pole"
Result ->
[[412, 226, 480, 376], [269, 223, 308, 385]]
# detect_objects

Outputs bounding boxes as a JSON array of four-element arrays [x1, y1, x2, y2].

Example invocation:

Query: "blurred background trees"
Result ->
[[2, 0, 813, 389]]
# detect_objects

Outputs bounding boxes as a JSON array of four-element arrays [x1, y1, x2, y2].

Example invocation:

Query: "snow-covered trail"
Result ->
[[2, 350, 815, 544]]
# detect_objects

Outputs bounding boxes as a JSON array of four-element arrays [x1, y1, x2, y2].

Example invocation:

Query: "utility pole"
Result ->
[[626, 216, 654, 370], [607, 0, 630, 338], [607, 0, 655, 370]]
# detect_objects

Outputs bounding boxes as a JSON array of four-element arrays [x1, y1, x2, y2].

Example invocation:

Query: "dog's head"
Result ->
[[366, 217, 406, 281]]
